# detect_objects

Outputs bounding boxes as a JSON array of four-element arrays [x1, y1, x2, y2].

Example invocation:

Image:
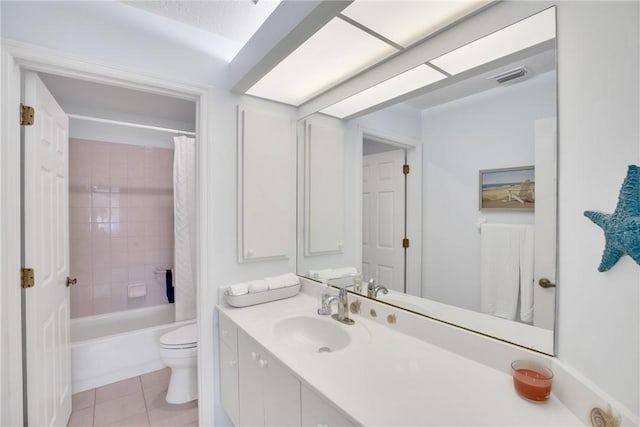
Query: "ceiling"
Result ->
[[122, 0, 281, 49], [245, 0, 493, 106], [404, 48, 555, 111], [21, 1, 556, 125], [236, 1, 556, 119]]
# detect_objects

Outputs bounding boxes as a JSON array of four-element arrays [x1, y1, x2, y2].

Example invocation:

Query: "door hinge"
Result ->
[[402, 164, 410, 175], [402, 238, 410, 249], [21, 268, 35, 288], [20, 104, 34, 126]]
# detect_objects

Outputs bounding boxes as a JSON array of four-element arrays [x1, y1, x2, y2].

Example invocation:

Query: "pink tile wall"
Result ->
[[69, 139, 174, 318]]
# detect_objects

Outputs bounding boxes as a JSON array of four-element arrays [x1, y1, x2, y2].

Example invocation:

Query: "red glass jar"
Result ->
[[511, 360, 553, 402]]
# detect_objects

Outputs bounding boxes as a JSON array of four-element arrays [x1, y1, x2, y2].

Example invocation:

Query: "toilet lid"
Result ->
[[160, 323, 197, 347]]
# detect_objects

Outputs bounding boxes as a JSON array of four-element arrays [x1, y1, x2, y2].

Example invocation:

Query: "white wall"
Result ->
[[556, 1, 639, 417], [421, 72, 556, 311], [353, 103, 423, 142]]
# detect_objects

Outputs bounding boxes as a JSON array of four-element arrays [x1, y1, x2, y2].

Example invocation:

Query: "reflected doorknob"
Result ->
[[538, 278, 556, 288], [66, 277, 77, 287]]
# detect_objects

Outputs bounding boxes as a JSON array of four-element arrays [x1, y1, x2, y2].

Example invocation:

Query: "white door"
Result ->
[[23, 72, 71, 427], [533, 117, 557, 330], [362, 149, 405, 292]]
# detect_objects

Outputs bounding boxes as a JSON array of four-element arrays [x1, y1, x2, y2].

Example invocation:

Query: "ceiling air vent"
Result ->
[[489, 66, 528, 84]]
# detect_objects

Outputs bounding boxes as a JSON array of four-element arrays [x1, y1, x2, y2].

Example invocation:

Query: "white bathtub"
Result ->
[[71, 304, 194, 393]]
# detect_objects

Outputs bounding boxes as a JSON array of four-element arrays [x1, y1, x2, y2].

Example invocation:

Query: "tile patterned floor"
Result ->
[[68, 368, 198, 427]]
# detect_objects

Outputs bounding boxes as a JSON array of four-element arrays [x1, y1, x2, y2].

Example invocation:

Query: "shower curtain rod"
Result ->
[[68, 113, 196, 136]]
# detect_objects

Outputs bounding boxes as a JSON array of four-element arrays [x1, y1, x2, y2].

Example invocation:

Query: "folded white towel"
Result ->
[[265, 273, 300, 290], [331, 267, 358, 278], [248, 279, 269, 293], [305, 268, 331, 280], [307, 267, 358, 282], [227, 282, 249, 296], [306, 269, 331, 281]]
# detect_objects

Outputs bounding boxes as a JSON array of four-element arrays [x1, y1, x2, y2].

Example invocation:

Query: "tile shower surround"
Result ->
[[69, 139, 174, 318]]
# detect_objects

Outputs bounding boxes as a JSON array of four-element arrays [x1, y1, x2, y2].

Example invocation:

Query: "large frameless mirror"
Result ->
[[296, 5, 558, 354]]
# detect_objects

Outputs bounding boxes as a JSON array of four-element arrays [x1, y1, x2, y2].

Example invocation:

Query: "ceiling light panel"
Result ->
[[246, 17, 398, 105], [341, 1, 493, 48], [430, 7, 556, 75], [320, 65, 446, 118]]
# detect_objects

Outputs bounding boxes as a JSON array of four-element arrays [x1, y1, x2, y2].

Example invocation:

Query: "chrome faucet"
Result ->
[[317, 288, 354, 325], [367, 278, 389, 299], [317, 293, 337, 316]]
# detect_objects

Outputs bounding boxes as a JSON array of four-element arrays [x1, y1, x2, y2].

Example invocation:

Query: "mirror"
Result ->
[[296, 6, 557, 354]]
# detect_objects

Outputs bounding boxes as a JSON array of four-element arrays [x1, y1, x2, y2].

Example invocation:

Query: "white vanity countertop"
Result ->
[[218, 292, 583, 426]]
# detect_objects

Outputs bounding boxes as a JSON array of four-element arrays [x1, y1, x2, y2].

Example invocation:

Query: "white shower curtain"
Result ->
[[173, 135, 196, 321]]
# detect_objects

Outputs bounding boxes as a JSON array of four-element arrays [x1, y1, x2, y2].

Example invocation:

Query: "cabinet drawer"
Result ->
[[219, 311, 237, 350]]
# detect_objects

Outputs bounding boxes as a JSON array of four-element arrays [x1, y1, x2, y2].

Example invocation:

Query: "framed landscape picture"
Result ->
[[479, 166, 535, 210]]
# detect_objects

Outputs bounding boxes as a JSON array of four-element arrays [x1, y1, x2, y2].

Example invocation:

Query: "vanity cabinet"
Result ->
[[219, 313, 239, 425], [219, 313, 356, 427], [301, 384, 355, 427], [238, 330, 301, 427]]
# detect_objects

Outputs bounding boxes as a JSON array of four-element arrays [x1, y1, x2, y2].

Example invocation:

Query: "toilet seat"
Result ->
[[160, 323, 197, 349]]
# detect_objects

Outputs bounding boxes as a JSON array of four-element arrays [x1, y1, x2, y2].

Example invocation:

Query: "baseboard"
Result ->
[[72, 361, 166, 394]]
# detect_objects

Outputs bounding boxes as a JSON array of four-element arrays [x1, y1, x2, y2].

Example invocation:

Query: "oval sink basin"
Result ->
[[273, 316, 351, 353]]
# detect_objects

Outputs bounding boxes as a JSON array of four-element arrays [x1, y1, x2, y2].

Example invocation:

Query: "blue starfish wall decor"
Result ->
[[584, 165, 640, 272]]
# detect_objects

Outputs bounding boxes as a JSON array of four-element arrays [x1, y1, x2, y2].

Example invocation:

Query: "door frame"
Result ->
[[0, 39, 212, 426], [357, 126, 422, 298]]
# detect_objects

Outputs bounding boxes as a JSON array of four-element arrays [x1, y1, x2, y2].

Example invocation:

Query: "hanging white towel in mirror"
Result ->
[[480, 224, 534, 322]]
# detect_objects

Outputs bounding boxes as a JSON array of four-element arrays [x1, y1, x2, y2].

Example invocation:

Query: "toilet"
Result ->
[[159, 322, 198, 404]]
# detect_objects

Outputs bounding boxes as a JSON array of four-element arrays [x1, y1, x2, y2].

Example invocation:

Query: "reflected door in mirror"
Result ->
[[362, 148, 406, 292]]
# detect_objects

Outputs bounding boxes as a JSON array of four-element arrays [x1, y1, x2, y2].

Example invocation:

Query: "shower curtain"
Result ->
[[173, 135, 196, 321]]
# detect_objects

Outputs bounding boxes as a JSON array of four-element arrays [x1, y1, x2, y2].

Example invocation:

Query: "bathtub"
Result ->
[[71, 304, 194, 393]]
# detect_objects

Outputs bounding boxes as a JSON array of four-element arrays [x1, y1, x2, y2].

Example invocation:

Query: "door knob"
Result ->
[[66, 277, 77, 287], [538, 278, 556, 288]]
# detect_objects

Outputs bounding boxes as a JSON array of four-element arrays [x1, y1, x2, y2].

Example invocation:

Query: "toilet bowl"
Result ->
[[159, 322, 198, 404]]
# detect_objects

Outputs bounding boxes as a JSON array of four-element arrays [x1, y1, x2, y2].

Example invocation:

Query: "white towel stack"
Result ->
[[227, 273, 300, 296], [306, 267, 358, 282], [227, 282, 249, 296], [265, 273, 300, 290], [248, 279, 269, 293]]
